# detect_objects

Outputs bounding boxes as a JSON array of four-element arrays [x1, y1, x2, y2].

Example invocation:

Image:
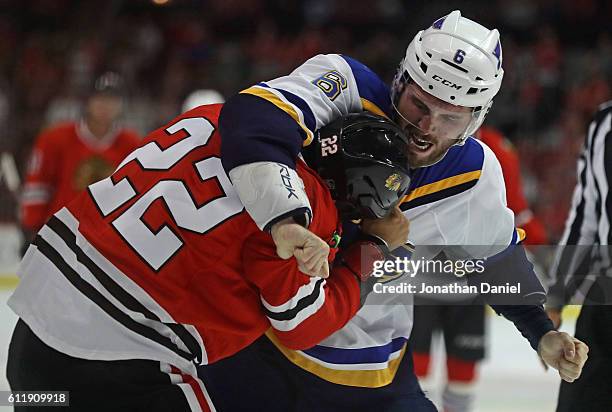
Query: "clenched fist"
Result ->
[[538, 330, 589, 383], [270, 218, 330, 278]]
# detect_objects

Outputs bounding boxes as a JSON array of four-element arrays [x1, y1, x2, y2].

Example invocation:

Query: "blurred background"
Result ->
[[0, 0, 610, 411], [0, 0, 611, 239]]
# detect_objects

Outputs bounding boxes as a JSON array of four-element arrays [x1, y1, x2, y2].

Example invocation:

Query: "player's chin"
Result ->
[[406, 145, 440, 168]]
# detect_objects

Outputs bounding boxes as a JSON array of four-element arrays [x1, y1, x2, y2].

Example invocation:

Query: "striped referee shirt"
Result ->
[[547, 100, 612, 309]]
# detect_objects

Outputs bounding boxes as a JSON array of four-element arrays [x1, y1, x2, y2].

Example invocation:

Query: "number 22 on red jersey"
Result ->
[[88, 114, 244, 271]]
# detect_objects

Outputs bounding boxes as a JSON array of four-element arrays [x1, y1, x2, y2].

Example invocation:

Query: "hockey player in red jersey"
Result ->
[[7, 107, 412, 412], [20, 72, 140, 244]]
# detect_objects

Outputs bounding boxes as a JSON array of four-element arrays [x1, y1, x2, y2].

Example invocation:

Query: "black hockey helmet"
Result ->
[[306, 112, 412, 220], [92, 71, 124, 96]]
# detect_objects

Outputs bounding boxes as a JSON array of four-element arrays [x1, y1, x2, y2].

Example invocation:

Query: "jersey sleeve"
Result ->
[[241, 229, 361, 350], [454, 144, 553, 348], [441, 143, 553, 349], [20, 128, 60, 232], [220, 54, 390, 172], [489, 304, 554, 351]]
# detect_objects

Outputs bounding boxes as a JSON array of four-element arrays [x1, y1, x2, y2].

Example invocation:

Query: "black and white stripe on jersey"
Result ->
[[593, 103, 612, 245], [260, 277, 327, 332], [33, 213, 203, 364], [589, 105, 612, 275], [550, 102, 612, 303]]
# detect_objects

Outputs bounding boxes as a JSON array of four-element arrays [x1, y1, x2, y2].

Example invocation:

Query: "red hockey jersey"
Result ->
[[9, 104, 361, 372], [20, 121, 141, 232]]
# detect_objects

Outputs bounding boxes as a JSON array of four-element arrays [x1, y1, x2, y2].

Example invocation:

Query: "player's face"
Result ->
[[394, 83, 473, 168], [87, 94, 123, 125]]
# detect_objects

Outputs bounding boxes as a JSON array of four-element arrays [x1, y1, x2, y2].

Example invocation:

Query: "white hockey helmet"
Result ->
[[182, 89, 225, 112], [391, 10, 504, 143]]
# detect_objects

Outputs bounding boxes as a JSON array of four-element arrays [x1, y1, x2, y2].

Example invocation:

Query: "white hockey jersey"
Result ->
[[228, 54, 524, 387]]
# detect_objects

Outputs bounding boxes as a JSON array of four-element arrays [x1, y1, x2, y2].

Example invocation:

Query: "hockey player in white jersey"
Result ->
[[200, 10, 589, 411]]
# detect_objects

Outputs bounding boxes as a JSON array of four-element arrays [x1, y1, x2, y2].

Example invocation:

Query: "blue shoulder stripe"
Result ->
[[258, 82, 317, 134], [340, 55, 392, 118], [219, 93, 304, 171]]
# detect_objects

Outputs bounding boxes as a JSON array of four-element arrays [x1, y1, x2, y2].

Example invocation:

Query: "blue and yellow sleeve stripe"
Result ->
[[240, 83, 317, 146]]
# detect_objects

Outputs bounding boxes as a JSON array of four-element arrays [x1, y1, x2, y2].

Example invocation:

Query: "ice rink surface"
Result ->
[[422, 309, 572, 412], [0, 283, 577, 412]]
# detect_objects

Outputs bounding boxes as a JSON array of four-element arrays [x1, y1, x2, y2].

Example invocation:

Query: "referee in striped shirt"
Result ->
[[546, 100, 612, 412]]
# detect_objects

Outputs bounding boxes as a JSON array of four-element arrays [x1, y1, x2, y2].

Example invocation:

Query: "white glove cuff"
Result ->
[[229, 162, 312, 231]]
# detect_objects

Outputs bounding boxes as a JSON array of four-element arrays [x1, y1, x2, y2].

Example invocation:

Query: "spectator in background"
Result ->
[[19, 72, 140, 247], [411, 125, 549, 412]]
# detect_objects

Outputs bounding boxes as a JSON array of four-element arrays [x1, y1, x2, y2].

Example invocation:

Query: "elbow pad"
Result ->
[[229, 162, 312, 231]]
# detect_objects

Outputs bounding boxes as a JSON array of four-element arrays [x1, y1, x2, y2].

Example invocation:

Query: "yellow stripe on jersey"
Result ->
[[360, 98, 388, 118], [266, 330, 407, 388], [240, 86, 315, 146], [402, 170, 482, 204], [0, 275, 18, 290]]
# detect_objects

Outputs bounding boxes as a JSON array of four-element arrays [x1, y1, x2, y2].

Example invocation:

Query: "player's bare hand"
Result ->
[[271, 218, 330, 278], [546, 308, 562, 329], [361, 206, 410, 250], [538, 330, 589, 382]]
